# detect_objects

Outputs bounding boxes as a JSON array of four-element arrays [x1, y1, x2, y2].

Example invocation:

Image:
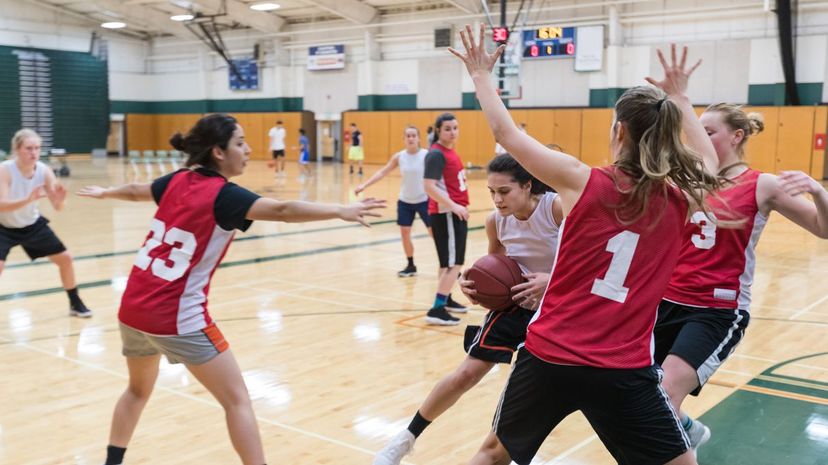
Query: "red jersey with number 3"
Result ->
[[426, 144, 469, 214], [663, 169, 766, 311], [119, 171, 235, 335], [526, 167, 688, 369]]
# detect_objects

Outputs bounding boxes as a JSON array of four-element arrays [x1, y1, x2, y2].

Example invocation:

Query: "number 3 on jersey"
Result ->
[[591, 231, 640, 304], [134, 218, 197, 281], [690, 211, 716, 249]]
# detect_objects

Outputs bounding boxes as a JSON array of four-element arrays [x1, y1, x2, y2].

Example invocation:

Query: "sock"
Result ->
[[434, 293, 448, 308], [407, 411, 432, 438], [681, 413, 693, 431], [407, 256, 414, 267], [66, 287, 82, 306], [105, 445, 126, 465]]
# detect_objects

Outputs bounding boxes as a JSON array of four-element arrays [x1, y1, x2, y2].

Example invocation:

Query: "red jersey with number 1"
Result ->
[[526, 167, 688, 369], [663, 169, 766, 310], [119, 170, 235, 336]]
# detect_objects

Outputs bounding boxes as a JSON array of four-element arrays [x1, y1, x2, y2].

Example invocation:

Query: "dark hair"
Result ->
[[434, 112, 456, 135], [487, 153, 551, 195], [299, 128, 306, 135], [170, 113, 238, 170], [610, 86, 720, 223], [350, 123, 356, 127], [276, 120, 282, 125], [427, 126, 433, 133]]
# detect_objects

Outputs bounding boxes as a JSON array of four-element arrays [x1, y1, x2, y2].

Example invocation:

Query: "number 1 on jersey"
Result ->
[[591, 230, 640, 303]]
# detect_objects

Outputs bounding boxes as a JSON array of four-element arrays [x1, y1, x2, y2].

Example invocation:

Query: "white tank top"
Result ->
[[495, 192, 560, 276], [397, 148, 428, 204], [0, 160, 46, 228]]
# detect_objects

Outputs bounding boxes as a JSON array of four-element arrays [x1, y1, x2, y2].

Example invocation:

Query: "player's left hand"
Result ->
[[448, 23, 505, 78], [76, 185, 107, 199], [47, 182, 67, 203], [511, 272, 550, 309], [340, 197, 386, 227], [778, 170, 824, 196]]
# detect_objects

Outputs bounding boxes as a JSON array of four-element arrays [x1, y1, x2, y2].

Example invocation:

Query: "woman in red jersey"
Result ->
[[654, 104, 828, 453], [450, 24, 720, 465], [78, 114, 384, 465]]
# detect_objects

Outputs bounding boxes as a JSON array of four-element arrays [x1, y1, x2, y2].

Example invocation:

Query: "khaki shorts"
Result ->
[[120, 322, 229, 365], [348, 146, 364, 161]]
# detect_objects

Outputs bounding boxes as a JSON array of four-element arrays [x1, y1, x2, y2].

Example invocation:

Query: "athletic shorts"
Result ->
[[397, 200, 431, 227], [430, 212, 467, 268], [348, 146, 364, 161], [299, 150, 310, 164], [464, 306, 535, 364], [654, 300, 750, 395], [493, 349, 690, 465], [272, 149, 285, 158], [0, 216, 67, 261], [119, 322, 229, 365]]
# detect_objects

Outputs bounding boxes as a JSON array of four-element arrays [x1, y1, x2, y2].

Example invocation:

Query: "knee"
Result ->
[[478, 435, 510, 465], [0, 261, 4, 276], [217, 385, 253, 411], [450, 365, 486, 392], [127, 381, 155, 401], [52, 251, 72, 265]]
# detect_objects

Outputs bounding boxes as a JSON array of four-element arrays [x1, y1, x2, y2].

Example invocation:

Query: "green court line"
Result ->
[[0, 226, 484, 302], [5, 209, 492, 269]]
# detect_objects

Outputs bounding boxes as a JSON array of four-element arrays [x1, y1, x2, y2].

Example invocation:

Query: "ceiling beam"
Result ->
[[194, 0, 286, 33], [303, 0, 378, 24], [446, 0, 483, 14]]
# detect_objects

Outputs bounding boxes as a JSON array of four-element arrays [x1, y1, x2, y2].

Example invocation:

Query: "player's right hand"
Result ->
[[76, 185, 107, 199], [459, 268, 479, 305], [451, 204, 469, 221], [354, 184, 366, 195], [28, 186, 46, 202]]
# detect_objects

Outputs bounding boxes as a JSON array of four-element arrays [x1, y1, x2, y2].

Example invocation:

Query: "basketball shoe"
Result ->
[[425, 305, 459, 325], [397, 263, 417, 277], [70, 300, 93, 318], [687, 418, 711, 456], [445, 294, 467, 313], [373, 429, 415, 465]]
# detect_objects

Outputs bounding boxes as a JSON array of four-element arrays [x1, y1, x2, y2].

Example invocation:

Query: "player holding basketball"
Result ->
[[451, 25, 721, 465], [0, 128, 93, 317], [423, 112, 471, 325], [373, 153, 562, 465], [355, 126, 432, 277], [77, 114, 384, 465], [654, 103, 828, 453]]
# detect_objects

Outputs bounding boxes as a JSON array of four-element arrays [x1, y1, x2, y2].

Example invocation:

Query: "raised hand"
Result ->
[[448, 23, 505, 78], [340, 197, 386, 227], [47, 182, 67, 203], [76, 185, 108, 199], [27, 186, 47, 202], [645, 44, 701, 97], [778, 171, 825, 197]]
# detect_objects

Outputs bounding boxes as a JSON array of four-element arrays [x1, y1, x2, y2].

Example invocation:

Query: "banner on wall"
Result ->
[[308, 45, 345, 70], [574, 26, 604, 72]]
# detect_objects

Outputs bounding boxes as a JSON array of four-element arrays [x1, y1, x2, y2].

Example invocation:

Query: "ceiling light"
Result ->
[[101, 21, 126, 29], [250, 2, 280, 11], [170, 14, 195, 21]]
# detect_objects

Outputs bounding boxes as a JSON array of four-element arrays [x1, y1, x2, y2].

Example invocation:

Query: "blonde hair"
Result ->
[[11, 129, 42, 154], [611, 86, 721, 224], [704, 103, 765, 158]]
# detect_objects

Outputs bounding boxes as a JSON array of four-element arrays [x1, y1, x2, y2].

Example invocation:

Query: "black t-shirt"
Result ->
[[151, 168, 260, 232], [351, 129, 362, 146], [423, 149, 446, 180]]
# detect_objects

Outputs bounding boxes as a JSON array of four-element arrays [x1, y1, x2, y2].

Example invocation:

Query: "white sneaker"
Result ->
[[373, 429, 416, 465], [687, 418, 711, 456]]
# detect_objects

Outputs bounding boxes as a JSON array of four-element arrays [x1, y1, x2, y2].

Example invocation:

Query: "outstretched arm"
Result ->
[[762, 171, 828, 238], [76, 183, 154, 201], [245, 197, 386, 227], [449, 24, 590, 212], [645, 44, 717, 175], [355, 154, 399, 194]]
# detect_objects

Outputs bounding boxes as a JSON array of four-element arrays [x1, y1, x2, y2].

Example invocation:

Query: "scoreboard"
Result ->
[[522, 27, 575, 59]]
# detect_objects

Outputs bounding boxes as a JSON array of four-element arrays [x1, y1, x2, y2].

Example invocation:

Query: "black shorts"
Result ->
[[654, 300, 750, 395], [464, 307, 534, 364], [494, 349, 689, 465], [0, 216, 67, 261], [430, 212, 467, 268], [397, 200, 431, 227], [272, 149, 285, 158]]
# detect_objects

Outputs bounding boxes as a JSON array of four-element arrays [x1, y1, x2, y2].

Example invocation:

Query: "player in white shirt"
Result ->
[[267, 120, 287, 176]]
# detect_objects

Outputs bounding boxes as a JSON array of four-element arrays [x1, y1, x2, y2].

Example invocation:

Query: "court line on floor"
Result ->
[[3, 209, 491, 270], [542, 434, 599, 464], [15, 339, 416, 464], [0, 226, 484, 302], [787, 292, 828, 320]]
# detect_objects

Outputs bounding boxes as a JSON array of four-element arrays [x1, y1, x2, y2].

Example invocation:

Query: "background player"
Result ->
[[268, 120, 286, 177], [348, 122, 364, 175], [77, 114, 384, 465], [373, 153, 562, 465], [0, 128, 92, 317], [355, 126, 431, 277]]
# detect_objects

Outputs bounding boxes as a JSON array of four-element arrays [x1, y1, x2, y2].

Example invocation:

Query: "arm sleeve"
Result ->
[[423, 150, 446, 180], [150, 172, 178, 205], [214, 183, 261, 232]]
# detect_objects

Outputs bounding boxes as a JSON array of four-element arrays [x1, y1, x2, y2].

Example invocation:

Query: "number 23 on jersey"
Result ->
[[134, 219, 198, 281]]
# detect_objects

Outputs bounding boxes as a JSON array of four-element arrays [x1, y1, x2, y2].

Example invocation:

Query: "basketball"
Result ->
[[466, 254, 525, 311]]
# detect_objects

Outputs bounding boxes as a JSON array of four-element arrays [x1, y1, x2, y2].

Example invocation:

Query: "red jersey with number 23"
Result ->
[[663, 169, 766, 310], [526, 167, 688, 369], [119, 170, 235, 336], [426, 143, 469, 214]]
